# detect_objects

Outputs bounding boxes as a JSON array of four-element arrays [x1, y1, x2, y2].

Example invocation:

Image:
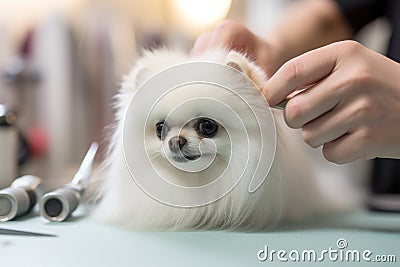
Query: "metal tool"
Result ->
[[39, 142, 98, 222], [0, 105, 18, 189], [0, 175, 44, 222], [0, 227, 56, 237], [272, 87, 311, 110], [274, 99, 288, 110]]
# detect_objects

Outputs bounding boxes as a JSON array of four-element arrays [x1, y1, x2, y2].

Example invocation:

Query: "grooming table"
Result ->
[[1, 208, 399, 266]]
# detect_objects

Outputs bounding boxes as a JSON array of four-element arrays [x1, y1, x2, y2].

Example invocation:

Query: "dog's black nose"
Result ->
[[168, 136, 186, 153]]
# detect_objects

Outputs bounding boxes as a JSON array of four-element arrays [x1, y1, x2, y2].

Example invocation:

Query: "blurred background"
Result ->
[[0, 0, 390, 190]]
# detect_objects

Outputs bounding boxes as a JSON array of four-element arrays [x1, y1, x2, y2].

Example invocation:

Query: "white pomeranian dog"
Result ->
[[93, 48, 368, 230]]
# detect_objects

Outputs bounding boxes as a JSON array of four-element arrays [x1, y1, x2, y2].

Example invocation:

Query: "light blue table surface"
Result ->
[[1, 208, 399, 267]]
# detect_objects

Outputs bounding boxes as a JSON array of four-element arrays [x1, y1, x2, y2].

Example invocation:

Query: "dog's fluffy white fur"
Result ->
[[93, 48, 368, 230]]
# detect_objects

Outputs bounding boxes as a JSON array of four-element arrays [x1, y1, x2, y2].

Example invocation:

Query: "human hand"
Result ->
[[191, 20, 283, 77], [264, 40, 400, 164]]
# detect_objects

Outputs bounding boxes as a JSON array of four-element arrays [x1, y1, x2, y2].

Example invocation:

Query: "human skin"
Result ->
[[264, 40, 400, 163], [192, 0, 400, 163], [192, 0, 351, 77]]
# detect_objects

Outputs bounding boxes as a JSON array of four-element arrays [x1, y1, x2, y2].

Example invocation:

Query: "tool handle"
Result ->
[[0, 175, 43, 221], [39, 185, 81, 222], [0, 187, 30, 221]]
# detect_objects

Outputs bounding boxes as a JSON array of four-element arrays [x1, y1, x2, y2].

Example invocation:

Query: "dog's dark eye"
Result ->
[[156, 121, 166, 139], [197, 118, 218, 137]]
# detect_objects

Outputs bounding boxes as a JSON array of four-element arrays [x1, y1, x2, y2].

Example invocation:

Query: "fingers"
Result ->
[[263, 44, 339, 106], [322, 130, 365, 164], [261, 40, 395, 164], [283, 74, 342, 128], [192, 21, 238, 56], [283, 75, 364, 163], [301, 102, 351, 148], [191, 20, 253, 56], [191, 31, 212, 56]]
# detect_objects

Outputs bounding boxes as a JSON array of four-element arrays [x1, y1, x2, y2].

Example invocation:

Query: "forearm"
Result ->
[[267, 0, 353, 69]]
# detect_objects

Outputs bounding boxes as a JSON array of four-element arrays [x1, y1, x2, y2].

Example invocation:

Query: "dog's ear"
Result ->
[[133, 66, 148, 89], [122, 62, 148, 93], [225, 51, 249, 73], [225, 51, 267, 88]]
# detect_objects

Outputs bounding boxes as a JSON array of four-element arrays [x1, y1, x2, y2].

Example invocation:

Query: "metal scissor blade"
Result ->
[[72, 142, 99, 187], [0, 227, 57, 237], [274, 99, 288, 110], [273, 86, 312, 110]]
